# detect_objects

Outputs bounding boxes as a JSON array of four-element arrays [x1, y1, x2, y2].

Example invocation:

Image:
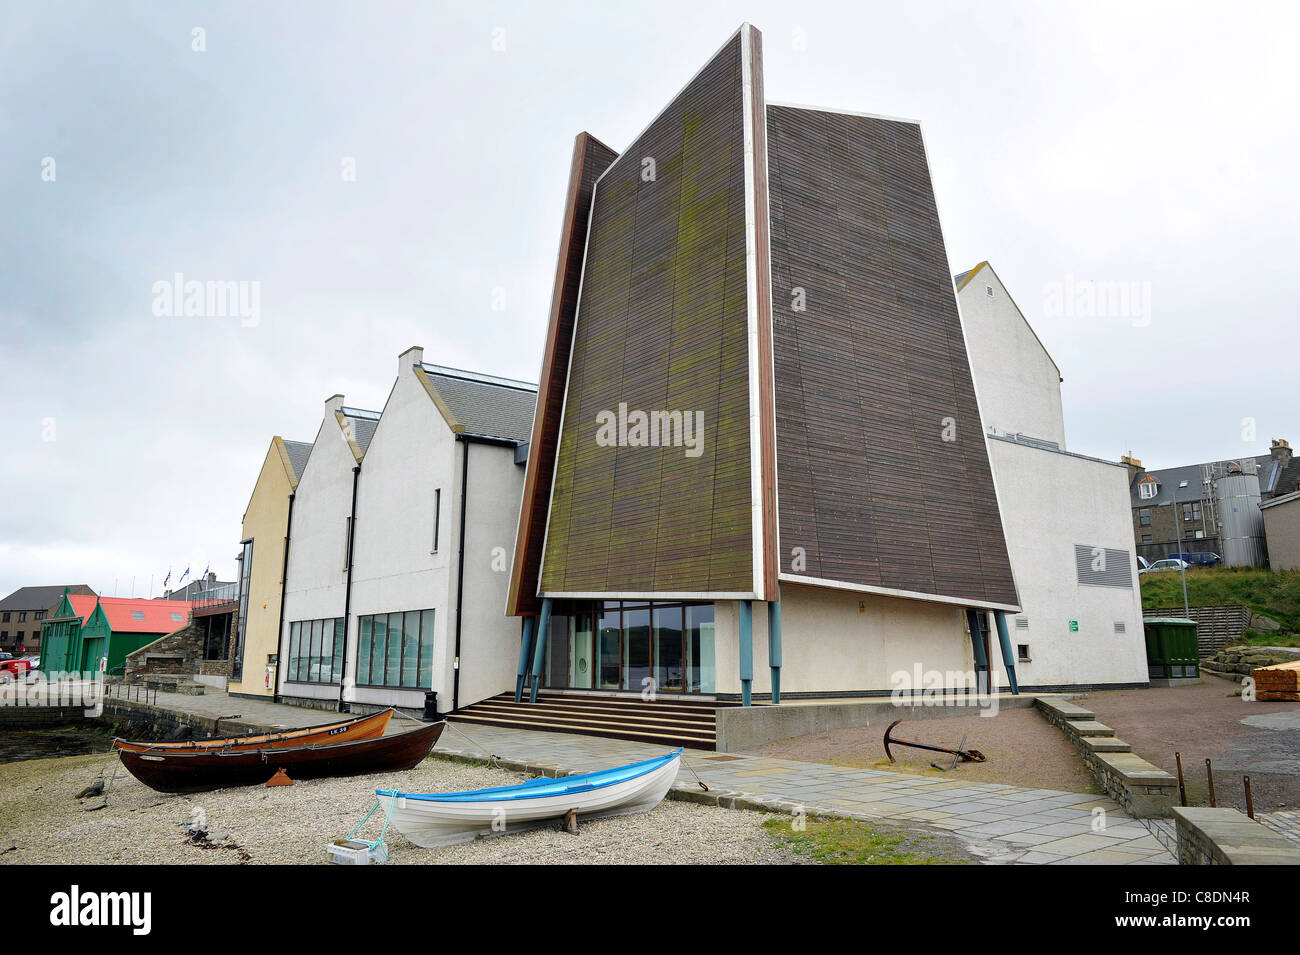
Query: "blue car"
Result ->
[[1168, 552, 1221, 567]]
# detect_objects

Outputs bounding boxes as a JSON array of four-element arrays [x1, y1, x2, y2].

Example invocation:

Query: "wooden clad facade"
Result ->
[[765, 104, 1019, 609], [507, 133, 618, 615], [538, 29, 762, 598]]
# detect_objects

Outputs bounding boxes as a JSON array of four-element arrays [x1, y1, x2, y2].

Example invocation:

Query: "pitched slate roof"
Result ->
[[338, 407, 380, 455], [0, 585, 94, 613], [421, 365, 538, 443], [283, 439, 313, 481], [1130, 458, 1263, 507], [67, 596, 192, 633]]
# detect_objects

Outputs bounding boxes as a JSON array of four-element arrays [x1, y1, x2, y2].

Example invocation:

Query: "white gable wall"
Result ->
[[958, 265, 1067, 448], [347, 352, 456, 710], [279, 398, 357, 703]]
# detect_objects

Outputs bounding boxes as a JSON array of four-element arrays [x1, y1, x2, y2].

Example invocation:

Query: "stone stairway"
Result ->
[[449, 692, 733, 750]]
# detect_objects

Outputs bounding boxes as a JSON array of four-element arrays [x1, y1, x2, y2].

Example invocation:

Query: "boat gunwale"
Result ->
[[121, 719, 444, 761], [377, 748, 682, 804], [113, 708, 395, 751]]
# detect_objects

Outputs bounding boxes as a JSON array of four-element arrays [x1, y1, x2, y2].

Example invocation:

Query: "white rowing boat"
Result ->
[[377, 748, 682, 847]]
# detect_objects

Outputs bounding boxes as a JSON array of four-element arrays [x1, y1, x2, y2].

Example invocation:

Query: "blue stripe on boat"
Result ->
[[377, 748, 681, 803]]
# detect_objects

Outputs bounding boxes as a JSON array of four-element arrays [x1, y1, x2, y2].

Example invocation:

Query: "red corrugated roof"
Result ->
[[66, 595, 192, 633]]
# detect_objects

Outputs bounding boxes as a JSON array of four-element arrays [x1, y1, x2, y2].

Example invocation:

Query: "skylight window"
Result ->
[[170, 613, 184, 622], [130, 611, 146, 621], [1179, 481, 1189, 488]]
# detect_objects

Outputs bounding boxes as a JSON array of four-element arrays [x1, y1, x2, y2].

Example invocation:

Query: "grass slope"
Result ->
[[1140, 567, 1300, 644]]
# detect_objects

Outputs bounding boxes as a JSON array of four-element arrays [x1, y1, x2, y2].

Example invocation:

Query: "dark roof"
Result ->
[[0, 585, 95, 613], [1129, 456, 1266, 507], [339, 407, 380, 455], [283, 439, 313, 480], [421, 365, 538, 443]]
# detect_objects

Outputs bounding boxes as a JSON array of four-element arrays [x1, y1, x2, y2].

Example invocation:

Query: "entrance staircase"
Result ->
[[450, 692, 733, 750]]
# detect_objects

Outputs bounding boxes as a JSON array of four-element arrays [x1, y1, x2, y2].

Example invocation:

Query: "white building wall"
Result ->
[[958, 264, 1067, 448], [713, 586, 973, 697], [452, 441, 530, 707], [279, 396, 357, 703], [348, 349, 454, 711], [986, 438, 1147, 687]]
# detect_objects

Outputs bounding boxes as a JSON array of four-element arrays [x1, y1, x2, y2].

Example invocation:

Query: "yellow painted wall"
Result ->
[[227, 438, 296, 696]]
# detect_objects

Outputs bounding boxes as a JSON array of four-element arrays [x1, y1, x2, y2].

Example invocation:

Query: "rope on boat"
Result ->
[[680, 756, 710, 792], [346, 796, 397, 862], [439, 719, 505, 770]]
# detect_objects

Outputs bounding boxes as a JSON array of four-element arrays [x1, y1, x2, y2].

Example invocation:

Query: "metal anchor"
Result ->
[[883, 719, 986, 765]]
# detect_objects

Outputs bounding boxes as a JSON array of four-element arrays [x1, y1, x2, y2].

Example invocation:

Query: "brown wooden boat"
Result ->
[[117, 721, 445, 793], [113, 708, 394, 754]]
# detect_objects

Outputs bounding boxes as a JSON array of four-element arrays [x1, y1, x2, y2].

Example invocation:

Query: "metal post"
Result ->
[[965, 610, 989, 696], [738, 601, 753, 707], [1175, 752, 1187, 806], [1174, 498, 1191, 618], [528, 599, 552, 703], [515, 616, 536, 703], [767, 590, 782, 704], [1244, 776, 1255, 819], [1206, 758, 1217, 807], [992, 610, 1020, 695]]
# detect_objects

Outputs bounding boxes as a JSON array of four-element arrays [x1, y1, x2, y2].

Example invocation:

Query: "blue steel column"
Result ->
[[992, 610, 1020, 695], [738, 601, 753, 707], [767, 590, 782, 704], [965, 609, 989, 695], [528, 598, 552, 703], [514, 616, 536, 702]]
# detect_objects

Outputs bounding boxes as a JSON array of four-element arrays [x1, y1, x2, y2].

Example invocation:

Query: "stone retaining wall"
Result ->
[[1035, 698, 1178, 818], [1173, 806, 1300, 864]]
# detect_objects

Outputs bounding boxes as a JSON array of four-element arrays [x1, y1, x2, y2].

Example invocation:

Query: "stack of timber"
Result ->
[[1252, 661, 1300, 702]]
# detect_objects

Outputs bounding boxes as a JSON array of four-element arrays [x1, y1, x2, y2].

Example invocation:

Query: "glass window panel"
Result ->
[[357, 616, 372, 686], [289, 622, 300, 682], [545, 614, 569, 688], [598, 606, 620, 690], [418, 609, 435, 689], [401, 611, 419, 687], [371, 615, 387, 686], [312, 619, 324, 682], [622, 606, 651, 692], [654, 605, 684, 692], [569, 610, 593, 689], [332, 618, 344, 684], [385, 612, 402, 686], [686, 604, 715, 693]]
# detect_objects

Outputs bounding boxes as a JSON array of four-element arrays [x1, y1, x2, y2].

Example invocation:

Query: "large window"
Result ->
[[1138, 508, 1151, 526], [546, 600, 714, 694], [357, 609, 435, 689], [287, 617, 344, 684]]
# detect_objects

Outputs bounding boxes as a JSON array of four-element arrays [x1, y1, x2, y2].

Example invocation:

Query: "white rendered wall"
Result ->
[[713, 586, 973, 697], [279, 400, 357, 702], [348, 358, 454, 710], [958, 265, 1067, 448], [986, 438, 1147, 687]]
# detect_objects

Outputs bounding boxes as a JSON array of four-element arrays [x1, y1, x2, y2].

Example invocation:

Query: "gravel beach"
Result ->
[[0, 751, 806, 865]]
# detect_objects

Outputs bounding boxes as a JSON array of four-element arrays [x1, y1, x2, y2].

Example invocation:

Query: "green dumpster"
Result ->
[[1143, 617, 1199, 680]]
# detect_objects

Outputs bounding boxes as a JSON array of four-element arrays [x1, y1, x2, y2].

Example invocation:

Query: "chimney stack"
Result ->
[[1271, 438, 1292, 469], [1121, 453, 1144, 483], [399, 345, 424, 377]]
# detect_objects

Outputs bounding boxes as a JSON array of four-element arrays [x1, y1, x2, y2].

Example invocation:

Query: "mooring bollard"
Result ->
[[1175, 751, 1187, 807], [1244, 775, 1255, 819]]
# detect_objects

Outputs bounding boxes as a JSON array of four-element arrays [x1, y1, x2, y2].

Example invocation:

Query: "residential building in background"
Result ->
[[1124, 438, 1294, 566], [1, 584, 95, 653], [1260, 489, 1300, 570], [956, 262, 1146, 688], [225, 435, 311, 698]]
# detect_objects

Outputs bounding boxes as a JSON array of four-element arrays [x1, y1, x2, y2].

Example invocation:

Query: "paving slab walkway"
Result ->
[[437, 720, 1176, 865], [95, 687, 1176, 864]]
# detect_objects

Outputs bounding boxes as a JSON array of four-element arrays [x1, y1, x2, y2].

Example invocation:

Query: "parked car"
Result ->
[[1136, 555, 1151, 573], [0, 652, 32, 683], [1144, 558, 1191, 574], [1168, 552, 1222, 567]]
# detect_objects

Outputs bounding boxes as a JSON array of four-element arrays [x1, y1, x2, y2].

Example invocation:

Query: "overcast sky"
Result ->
[[3, 1, 1298, 600]]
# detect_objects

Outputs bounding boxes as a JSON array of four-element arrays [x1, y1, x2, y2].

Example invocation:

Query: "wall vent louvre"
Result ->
[[1075, 545, 1134, 589], [1014, 618, 1029, 630], [1114, 621, 1126, 634]]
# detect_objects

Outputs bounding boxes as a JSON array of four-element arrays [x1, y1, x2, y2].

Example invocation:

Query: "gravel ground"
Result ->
[[0, 752, 804, 865], [1078, 675, 1300, 812], [744, 705, 1097, 793]]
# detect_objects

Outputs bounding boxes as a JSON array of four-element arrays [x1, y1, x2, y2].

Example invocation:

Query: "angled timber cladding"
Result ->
[[766, 104, 1018, 608], [507, 132, 619, 615], [539, 28, 767, 598], [512, 23, 1019, 612]]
